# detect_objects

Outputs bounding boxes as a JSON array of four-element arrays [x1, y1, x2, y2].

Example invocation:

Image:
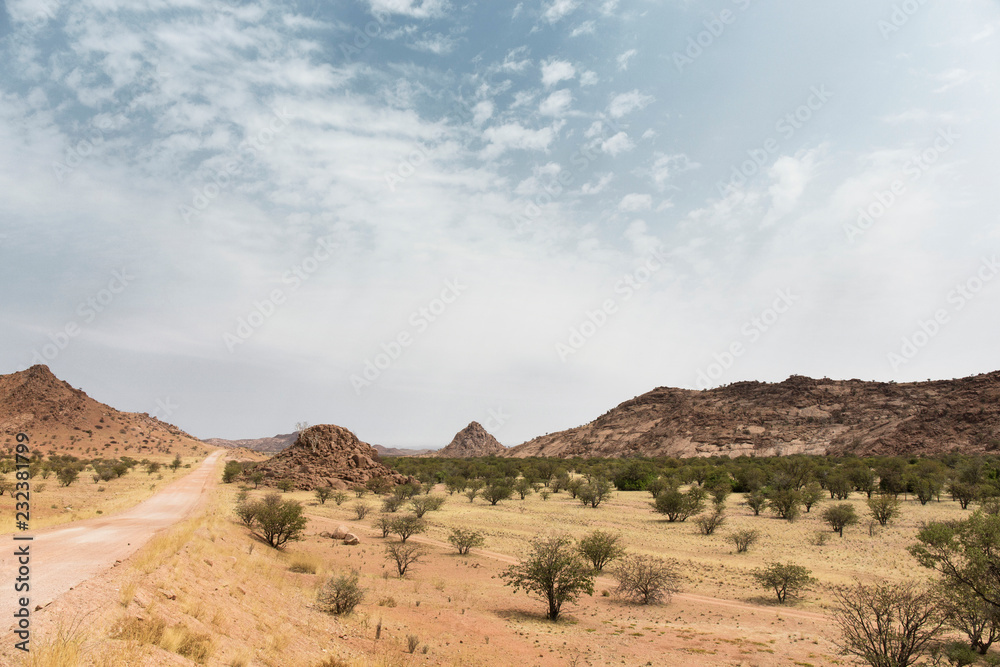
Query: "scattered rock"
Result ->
[[331, 525, 350, 540], [343, 534, 360, 545]]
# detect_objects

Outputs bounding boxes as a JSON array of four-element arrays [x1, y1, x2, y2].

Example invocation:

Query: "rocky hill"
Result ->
[[204, 432, 297, 453], [245, 423, 412, 490], [374, 444, 432, 457], [506, 372, 1000, 459], [0, 365, 208, 457], [434, 421, 506, 458]]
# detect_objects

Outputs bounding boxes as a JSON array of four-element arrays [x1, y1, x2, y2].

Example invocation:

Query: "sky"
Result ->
[[1, 0, 999, 448]]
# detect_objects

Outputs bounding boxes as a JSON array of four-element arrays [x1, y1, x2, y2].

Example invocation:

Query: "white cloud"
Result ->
[[570, 21, 596, 37], [760, 148, 821, 227], [473, 100, 494, 125], [542, 0, 581, 23], [641, 129, 658, 140], [480, 122, 556, 159], [500, 46, 532, 72], [541, 59, 576, 87], [616, 49, 637, 71], [619, 193, 652, 211], [539, 89, 572, 116], [601, 131, 634, 156], [579, 70, 599, 86], [650, 153, 700, 189], [932, 68, 974, 94], [580, 173, 613, 194], [608, 90, 654, 118], [410, 33, 458, 55], [365, 0, 447, 19]]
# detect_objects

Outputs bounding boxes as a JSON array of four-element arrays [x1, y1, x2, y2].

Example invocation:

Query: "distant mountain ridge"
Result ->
[[506, 372, 1000, 459], [204, 432, 428, 457]]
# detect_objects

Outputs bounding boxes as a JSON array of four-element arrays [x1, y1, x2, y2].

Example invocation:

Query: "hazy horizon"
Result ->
[[2, 0, 999, 447]]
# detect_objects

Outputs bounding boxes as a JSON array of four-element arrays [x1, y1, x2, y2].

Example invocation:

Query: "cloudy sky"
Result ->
[[1, 0, 999, 448]]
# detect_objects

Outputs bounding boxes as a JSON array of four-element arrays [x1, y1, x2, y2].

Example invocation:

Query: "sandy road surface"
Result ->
[[0, 450, 223, 627]]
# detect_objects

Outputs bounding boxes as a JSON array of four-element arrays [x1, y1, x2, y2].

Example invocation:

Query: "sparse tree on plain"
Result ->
[[729, 528, 760, 554], [410, 495, 445, 517], [801, 482, 824, 513], [910, 510, 1000, 610], [577, 530, 625, 571], [833, 581, 944, 667], [752, 562, 814, 603], [317, 570, 364, 615], [481, 481, 513, 506], [276, 479, 294, 493], [390, 514, 425, 543], [867, 493, 902, 527], [744, 490, 768, 516], [374, 514, 393, 538], [352, 502, 371, 520], [448, 528, 485, 555], [578, 477, 613, 508], [652, 487, 705, 522], [57, 466, 79, 487], [252, 493, 308, 549], [500, 535, 595, 621], [331, 491, 348, 506], [314, 486, 333, 504], [823, 503, 859, 537], [766, 488, 802, 522], [513, 477, 534, 500], [385, 542, 422, 578], [612, 554, 680, 605], [936, 582, 1000, 655], [693, 506, 726, 535]]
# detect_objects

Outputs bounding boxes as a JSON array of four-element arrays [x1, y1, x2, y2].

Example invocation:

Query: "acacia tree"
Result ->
[[867, 493, 902, 527], [833, 581, 944, 667], [822, 503, 859, 537], [577, 530, 625, 571], [252, 493, 308, 548], [500, 535, 595, 621], [752, 562, 814, 603], [910, 510, 1000, 610], [612, 554, 679, 605], [936, 582, 1000, 655]]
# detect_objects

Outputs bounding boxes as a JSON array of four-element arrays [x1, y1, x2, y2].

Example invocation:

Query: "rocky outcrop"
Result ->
[[435, 421, 506, 458], [203, 432, 297, 453], [246, 424, 411, 490], [505, 372, 1000, 459]]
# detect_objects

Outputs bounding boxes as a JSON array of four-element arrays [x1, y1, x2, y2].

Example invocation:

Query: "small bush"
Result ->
[[752, 562, 814, 603], [331, 491, 348, 506], [410, 495, 445, 517], [406, 635, 420, 654], [277, 479, 294, 493], [729, 528, 760, 554], [317, 571, 365, 615], [288, 553, 321, 574], [375, 515, 394, 538], [448, 528, 485, 555], [353, 502, 371, 520], [693, 507, 726, 535], [612, 554, 680, 605], [381, 496, 405, 513], [314, 487, 333, 504], [577, 530, 625, 571], [385, 543, 422, 578]]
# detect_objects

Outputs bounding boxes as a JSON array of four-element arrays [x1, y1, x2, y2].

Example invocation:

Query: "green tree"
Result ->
[[513, 477, 534, 500], [612, 554, 679, 605], [744, 490, 768, 516], [57, 466, 80, 487], [317, 571, 365, 615], [652, 487, 705, 522], [448, 528, 484, 555], [822, 503, 859, 537], [578, 477, 613, 508], [500, 535, 596, 621], [169, 454, 182, 472], [766, 488, 802, 521], [801, 482, 824, 513], [867, 493, 902, 527], [253, 493, 308, 548], [577, 530, 625, 571], [752, 562, 814, 603], [910, 510, 1000, 609], [481, 480, 513, 506], [390, 514, 425, 543], [314, 486, 333, 504], [937, 582, 1000, 655], [222, 460, 242, 483]]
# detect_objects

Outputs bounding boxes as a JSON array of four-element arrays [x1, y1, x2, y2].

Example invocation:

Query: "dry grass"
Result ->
[[12, 474, 987, 667], [0, 452, 208, 532]]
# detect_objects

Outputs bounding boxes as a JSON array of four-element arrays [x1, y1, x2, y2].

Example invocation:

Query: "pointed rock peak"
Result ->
[[436, 420, 506, 458]]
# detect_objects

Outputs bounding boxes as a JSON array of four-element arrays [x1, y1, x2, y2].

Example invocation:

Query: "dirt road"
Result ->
[[0, 450, 223, 627]]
